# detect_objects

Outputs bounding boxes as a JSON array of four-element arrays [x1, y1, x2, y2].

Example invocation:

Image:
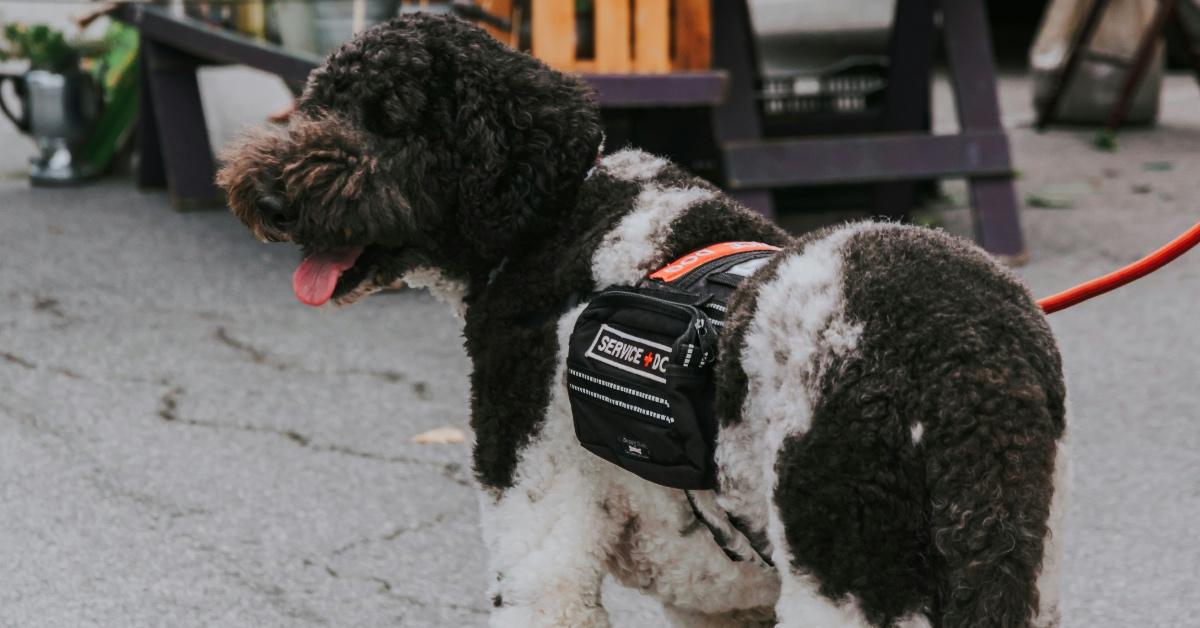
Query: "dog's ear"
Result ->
[[300, 23, 434, 138], [446, 28, 603, 263]]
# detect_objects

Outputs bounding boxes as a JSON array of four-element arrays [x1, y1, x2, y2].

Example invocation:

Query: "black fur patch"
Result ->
[[659, 197, 791, 270], [770, 226, 1065, 627], [464, 171, 641, 490]]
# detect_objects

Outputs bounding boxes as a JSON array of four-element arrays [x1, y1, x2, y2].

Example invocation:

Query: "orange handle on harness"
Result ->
[[1037, 222, 1200, 314]]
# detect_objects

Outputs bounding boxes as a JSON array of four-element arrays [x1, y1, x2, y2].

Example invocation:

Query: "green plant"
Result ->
[[0, 23, 111, 74], [1092, 129, 1118, 153]]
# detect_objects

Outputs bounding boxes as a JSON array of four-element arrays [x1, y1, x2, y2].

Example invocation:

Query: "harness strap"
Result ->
[[684, 490, 775, 569]]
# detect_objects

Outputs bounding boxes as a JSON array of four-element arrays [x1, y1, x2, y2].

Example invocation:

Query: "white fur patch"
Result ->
[[714, 224, 871, 532], [774, 574, 871, 628], [597, 149, 668, 182], [1034, 439, 1069, 628], [591, 184, 716, 289], [709, 223, 883, 626], [402, 266, 468, 317], [910, 422, 925, 444], [331, 278, 387, 307], [896, 612, 934, 628]]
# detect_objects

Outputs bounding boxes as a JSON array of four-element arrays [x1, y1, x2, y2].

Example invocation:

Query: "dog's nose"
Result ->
[[256, 195, 295, 232]]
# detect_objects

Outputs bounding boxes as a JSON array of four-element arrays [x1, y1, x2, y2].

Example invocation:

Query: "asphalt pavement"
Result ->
[[1, 74, 1198, 627]]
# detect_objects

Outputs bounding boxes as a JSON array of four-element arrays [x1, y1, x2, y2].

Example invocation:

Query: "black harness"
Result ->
[[567, 242, 779, 566], [567, 242, 779, 490]]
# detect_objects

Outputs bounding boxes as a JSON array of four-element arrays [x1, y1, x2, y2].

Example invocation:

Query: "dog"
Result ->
[[217, 14, 1066, 628]]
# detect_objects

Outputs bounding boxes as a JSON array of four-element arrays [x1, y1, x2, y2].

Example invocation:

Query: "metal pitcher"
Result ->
[[0, 69, 102, 185]]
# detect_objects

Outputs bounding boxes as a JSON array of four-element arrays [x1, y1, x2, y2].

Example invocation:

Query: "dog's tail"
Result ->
[[925, 364, 1064, 628]]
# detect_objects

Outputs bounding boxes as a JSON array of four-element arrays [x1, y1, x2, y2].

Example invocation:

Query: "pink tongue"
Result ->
[[292, 247, 364, 306]]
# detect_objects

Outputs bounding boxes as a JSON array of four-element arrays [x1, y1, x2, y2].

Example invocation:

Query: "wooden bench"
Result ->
[[115, 2, 726, 210], [471, 1, 710, 72]]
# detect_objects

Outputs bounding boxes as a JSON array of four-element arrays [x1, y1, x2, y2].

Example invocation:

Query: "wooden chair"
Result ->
[[116, 2, 727, 210]]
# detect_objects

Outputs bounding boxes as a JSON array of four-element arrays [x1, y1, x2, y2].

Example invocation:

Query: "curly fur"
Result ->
[[220, 12, 602, 281], [218, 14, 1066, 628]]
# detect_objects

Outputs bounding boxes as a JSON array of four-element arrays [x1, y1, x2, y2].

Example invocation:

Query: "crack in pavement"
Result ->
[[158, 385, 184, 422], [156, 385, 442, 469], [0, 396, 70, 441], [330, 513, 450, 557], [2, 350, 35, 369], [0, 395, 210, 520], [301, 560, 486, 616], [440, 462, 473, 488], [87, 471, 212, 521], [374, 581, 488, 615], [213, 326, 423, 390], [364, 575, 487, 615], [33, 296, 68, 319], [1, 348, 97, 380], [219, 566, 331, 626]]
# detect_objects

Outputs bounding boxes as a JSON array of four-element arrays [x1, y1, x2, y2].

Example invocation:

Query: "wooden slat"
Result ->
[[477, 0, 513, 43], [509, 6, 522, 47], [672, 0, 710, 70], [633, 0, 670, 72], [532, 0, 577, 70], [234, 0, 266, 39], [722, 132, 1014, 188], [594, 0, 632, 72], [584, 71, 727, 107]]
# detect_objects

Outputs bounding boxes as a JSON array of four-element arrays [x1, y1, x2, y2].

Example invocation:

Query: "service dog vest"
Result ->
[[568, 242, 780, 489]]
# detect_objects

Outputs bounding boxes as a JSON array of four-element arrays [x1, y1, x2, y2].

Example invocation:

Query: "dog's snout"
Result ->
[[256, 195, 295, 232]]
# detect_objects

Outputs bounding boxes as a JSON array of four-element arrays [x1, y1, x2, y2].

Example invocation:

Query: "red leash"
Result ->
[[1037, 222, 1200, 314]]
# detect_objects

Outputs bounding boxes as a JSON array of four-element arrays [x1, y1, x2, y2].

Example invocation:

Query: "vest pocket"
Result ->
[[567, 289, 718, 489]]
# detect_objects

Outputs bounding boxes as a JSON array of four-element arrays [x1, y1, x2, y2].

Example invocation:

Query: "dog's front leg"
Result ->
[[480, 458, 620, 628]]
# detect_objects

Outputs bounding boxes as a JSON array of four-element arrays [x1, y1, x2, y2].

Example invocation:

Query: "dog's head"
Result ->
[[217, 14, 602, 306]]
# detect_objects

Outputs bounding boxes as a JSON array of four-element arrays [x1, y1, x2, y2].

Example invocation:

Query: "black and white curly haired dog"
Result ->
[[218, 14, 1067, 628]]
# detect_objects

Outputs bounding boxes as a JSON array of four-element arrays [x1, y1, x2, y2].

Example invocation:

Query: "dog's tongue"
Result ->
[[292, 247, 364, 306]]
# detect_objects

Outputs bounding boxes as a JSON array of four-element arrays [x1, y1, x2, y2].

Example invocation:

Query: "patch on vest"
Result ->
[[649, 241, 781, 283], [585, 324, 672, 383]]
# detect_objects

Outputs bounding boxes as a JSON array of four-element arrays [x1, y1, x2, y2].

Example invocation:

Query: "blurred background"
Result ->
[[1, 2, 1198, 627]]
